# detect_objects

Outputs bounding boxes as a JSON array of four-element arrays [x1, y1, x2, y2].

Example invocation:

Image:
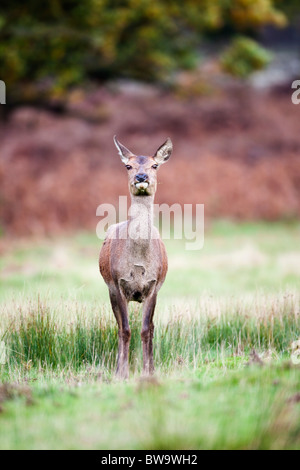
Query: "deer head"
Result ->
[[113, 136, 173, 197]]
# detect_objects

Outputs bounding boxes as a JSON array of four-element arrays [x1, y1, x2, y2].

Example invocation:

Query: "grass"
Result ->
[[1, 219, 300, 303], [1, 294, 299, 372], [0, 220, 299, 449], [0, 366, 299, 450]]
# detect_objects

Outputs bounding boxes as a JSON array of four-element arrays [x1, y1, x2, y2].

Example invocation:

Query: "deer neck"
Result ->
[[128, 194, 154, 259]]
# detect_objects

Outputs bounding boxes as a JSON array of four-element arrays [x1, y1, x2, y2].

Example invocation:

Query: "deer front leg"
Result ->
[[141, 293, 157, 375], [109, 290, 131, 379]]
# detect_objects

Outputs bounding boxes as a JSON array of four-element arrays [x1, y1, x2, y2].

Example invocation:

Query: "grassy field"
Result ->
[[0, 220, 299, 450]]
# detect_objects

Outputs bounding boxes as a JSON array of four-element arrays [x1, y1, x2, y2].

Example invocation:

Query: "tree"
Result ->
[[0, 0, 287, 103]]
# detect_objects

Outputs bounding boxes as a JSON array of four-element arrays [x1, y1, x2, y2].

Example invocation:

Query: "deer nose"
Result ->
[[135, 173, 148, 183]]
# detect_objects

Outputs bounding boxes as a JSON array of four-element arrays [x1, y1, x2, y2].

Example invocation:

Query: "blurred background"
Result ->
[[1, 4, 300, 450], [0, 0, 299, 302]]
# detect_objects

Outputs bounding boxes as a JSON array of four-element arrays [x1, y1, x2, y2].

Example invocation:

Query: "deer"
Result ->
[[99, 136, 173, 379]]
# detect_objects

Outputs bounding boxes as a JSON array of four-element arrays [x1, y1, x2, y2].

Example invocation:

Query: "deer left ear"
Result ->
[[154, 138, 173, 165]]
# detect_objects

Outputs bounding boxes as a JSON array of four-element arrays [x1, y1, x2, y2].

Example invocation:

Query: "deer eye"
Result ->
[[125, 165, 132, 170], [152, 164, 158, 169]]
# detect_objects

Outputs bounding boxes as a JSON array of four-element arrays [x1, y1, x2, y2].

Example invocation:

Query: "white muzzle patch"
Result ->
[[135, 182, 149, 190]]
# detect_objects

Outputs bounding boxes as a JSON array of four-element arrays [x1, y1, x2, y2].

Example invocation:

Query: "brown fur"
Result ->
[[99, 137, 172, 378]]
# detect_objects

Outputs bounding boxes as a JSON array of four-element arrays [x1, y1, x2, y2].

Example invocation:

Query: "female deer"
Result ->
[[99, 136, 172, 378]]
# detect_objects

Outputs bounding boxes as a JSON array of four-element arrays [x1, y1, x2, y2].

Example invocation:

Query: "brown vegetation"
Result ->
[[0, 82, 299, 235]]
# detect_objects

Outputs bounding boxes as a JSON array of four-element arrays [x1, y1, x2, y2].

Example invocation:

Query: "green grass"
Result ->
[[0, 366, 299, 450], [0, 220, 299, 303], [1, 295, 299, 372], [0, 220, 299, 449]]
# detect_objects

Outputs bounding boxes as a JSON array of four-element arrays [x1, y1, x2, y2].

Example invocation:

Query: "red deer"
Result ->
[[99, 136, 172, 378]]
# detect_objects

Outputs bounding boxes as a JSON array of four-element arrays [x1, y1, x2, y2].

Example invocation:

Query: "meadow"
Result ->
[[0, 220, 299, 450]]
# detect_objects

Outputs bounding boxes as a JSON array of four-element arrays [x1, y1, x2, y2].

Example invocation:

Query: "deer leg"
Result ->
[[109, 290, 131, 379], [149, 321, 155, 374], [141, 293, 157, 375]]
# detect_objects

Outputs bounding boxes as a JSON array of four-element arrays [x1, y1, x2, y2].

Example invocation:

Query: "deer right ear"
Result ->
[[154, 138, 173, 165], [113, 136, 134, 164]]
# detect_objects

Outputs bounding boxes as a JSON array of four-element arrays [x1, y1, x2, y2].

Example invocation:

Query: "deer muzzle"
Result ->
[[135, 182, 149, 190]]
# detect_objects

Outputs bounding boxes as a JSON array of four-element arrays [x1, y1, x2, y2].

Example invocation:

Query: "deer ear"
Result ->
[[154, 138, 173, 165], [113, 136, 134, 164]]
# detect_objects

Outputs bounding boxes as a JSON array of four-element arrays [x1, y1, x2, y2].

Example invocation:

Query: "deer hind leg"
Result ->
[[109, 290, 131, 379], [141, 293, 157, 375]]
